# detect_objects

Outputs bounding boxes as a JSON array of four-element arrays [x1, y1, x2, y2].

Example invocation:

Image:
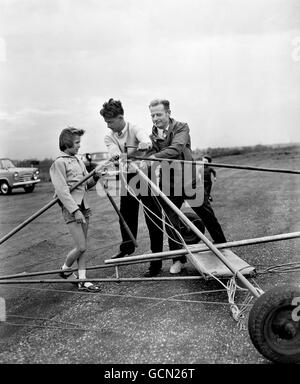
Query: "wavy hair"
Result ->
[[59, 127, 85, 151], [149, 99, 170, 113], [100, 98, 124, 119]]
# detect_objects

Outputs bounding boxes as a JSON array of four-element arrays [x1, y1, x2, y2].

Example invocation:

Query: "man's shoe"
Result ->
[[111, 252, 126, 259], [144, 268, 161, 277], [170, 261, 184, 274]]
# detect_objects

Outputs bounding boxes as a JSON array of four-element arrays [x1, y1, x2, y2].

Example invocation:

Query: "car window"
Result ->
[[1, 159, 15, 168], [91, 153, 109, 161]]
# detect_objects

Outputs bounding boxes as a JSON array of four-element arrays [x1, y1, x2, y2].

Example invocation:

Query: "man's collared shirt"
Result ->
[[156, 125, 169, 140], [112, 122, 128, 152], [104, 121, 151, 159]]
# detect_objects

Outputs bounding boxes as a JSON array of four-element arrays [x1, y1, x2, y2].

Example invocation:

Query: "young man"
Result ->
[[100, 99, 164, 276], [146, 99, 227, 274]]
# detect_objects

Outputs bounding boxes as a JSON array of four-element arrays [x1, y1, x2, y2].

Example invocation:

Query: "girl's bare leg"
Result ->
[[77, 218, 89, 272], [64, 218, 89, 268], [63, 218, 99, 291]]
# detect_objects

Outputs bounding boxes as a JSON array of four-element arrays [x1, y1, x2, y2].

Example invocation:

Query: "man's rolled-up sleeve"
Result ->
[[133, 125, 152, 147], [104, 135, 121, 159]]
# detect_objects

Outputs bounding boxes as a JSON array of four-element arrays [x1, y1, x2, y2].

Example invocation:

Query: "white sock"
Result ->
[[78, 269, 93, 287], [78, 269, 86, 280]]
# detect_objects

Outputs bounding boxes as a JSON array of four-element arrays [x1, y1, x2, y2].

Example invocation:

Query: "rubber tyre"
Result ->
[[248, 284, 300, 364], [179, 211, 205, 244], [24, 185, 35, 193], [0, 181, 12, 195]]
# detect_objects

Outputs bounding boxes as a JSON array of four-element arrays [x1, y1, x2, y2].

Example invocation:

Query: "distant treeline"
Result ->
[[13, 143, 300, 182], [193, 143, 300, 160]]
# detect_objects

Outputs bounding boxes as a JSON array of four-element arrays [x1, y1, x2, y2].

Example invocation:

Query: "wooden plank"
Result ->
[[187, 249, 255, 277]]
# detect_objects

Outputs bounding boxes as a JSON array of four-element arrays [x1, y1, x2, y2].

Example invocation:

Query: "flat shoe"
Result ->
[[78, 282, 101, 293], [170, 261, 184, 274], [59, 268, 73, 279]]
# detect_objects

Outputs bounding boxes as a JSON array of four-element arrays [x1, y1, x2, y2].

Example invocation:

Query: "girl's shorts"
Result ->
[[62, 205, 92, 224]]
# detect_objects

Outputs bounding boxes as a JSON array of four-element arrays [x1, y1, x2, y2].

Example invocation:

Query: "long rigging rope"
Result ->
[[1, 284, 253, 333], [1, 157, 299, 337], [118, 161, 274, 327], [120, 166, 232, 291], [1, 162, 299, 290]]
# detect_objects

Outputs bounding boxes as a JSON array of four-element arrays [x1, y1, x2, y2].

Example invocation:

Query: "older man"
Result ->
[[100, 99, 164, 275], [146, 99, 227, 274]]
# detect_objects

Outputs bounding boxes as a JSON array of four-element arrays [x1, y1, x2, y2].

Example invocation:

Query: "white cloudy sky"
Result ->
[[0, 0, 300, 159]]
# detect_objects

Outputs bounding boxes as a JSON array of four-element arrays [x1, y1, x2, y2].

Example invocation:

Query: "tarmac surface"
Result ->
[[0, 149, 300, 364]]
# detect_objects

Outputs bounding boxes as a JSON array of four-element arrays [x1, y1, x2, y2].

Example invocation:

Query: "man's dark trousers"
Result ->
[[190, 191, 227, 244], [118, 174, 164, 265]]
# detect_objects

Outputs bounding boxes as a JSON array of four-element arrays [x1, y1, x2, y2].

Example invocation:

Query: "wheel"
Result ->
[[0, 181, 12, 195], [179, 211, 205, 244], [248, 284, 300, 363], [24, 185, 35, 193]]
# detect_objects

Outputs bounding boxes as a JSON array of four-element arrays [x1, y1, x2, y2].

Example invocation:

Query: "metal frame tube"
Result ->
[[105, 231, 300, 264], [131, 163, 261, 298], [0, 168, 98, 246], [1, 231, 299, 281], [0, 166, 130, 247], [98, 178, 138, 248], [0, 276, 204, 284], [131, 155, 300, 175]]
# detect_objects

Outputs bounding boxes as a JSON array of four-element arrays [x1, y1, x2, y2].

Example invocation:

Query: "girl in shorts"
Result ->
[[50, 127, 101, 292]]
